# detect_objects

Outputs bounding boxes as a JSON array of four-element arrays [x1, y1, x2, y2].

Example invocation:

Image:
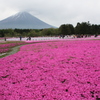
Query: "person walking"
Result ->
[[29, 36, 31, 40], [4, 37, 6, 41], [20, 36, 22, 41]]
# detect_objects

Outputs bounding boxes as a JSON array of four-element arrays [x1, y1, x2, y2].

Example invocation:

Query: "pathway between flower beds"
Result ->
[[0, 45, 25, 57]]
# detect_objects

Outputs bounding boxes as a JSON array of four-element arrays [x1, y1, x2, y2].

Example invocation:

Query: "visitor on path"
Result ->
[[4, 37, 6, 41], [26, 37, 31, 40], [20, 36, 22, 41], [29, 37, 31, 40], [59, 35, 65, 38], [94, 34, 98, 37]]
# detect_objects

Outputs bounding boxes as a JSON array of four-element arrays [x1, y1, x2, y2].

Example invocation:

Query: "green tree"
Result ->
[[75, 22, 91, 35], [27, 30, 39, 37], [41, 28, 54, 36], [91, 24, 100, 35], [59, 24, 74, 35]]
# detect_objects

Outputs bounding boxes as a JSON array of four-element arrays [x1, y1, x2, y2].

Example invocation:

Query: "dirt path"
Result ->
[[0, 45, 25, 58], [7, 45, 23, 56]]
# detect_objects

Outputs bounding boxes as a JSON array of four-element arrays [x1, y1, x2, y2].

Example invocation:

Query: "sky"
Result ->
[[0, 0, 100, 27]]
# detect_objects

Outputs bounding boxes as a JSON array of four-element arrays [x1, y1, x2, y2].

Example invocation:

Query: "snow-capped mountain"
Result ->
[[0, 12, 55, 29]]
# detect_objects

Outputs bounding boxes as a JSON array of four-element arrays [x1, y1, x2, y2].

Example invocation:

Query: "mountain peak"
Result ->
[[0, 12, 55, 29], [11, 12, 32, 20], [14, 11, 30, 16]]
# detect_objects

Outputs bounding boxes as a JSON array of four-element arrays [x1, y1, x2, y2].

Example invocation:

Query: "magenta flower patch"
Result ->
[[0, 40, 100, 100]]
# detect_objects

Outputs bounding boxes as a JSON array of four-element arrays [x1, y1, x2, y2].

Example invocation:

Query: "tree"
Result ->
[[91, 24, 100, 35], [59, 24, 74, 35], [75, 22, 91, 35], [41, 28, 56, 36], [27, 30, 36, 37], [66, 24, 74, 35], [59, 24, 67, 35]]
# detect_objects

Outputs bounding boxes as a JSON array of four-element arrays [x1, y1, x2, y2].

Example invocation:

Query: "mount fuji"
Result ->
[[0, 12, 55, 29]]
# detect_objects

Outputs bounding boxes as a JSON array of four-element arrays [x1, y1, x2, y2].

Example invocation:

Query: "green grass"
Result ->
[[0, 41, 25, 44]]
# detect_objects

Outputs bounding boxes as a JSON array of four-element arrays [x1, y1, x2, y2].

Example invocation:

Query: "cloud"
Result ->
[[0, 0, 100, 27]]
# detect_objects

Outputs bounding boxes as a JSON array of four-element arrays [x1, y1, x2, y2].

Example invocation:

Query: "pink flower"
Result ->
[[0, 40, 100, 99]]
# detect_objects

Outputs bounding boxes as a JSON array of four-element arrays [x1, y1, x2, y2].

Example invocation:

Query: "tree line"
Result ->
[[0, 22, 100, 37], [59, 22, 100, 36]]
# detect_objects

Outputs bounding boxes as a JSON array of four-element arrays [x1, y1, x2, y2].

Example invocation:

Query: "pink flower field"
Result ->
[[0, 40, 100, 100]]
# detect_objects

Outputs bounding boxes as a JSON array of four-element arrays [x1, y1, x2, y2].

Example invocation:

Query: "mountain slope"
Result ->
[[0, 12, 55, 29]]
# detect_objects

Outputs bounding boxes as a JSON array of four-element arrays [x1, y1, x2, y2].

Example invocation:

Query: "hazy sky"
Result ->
[[0, 0, 100, 27]]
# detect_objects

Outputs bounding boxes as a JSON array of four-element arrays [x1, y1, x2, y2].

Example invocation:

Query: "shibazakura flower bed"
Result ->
[[0, 40, 100, 100]]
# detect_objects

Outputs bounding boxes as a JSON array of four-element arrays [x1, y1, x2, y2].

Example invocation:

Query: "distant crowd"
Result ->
[[1, 34, 99, 41], [59, 34, 98, 39]]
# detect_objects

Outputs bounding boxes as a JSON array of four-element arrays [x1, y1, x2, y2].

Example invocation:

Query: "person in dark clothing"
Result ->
[[20, 36, 22, 41], [4, 37, 6, 41], [94, 34, 98, 37], [29, 37, 31, 40]]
